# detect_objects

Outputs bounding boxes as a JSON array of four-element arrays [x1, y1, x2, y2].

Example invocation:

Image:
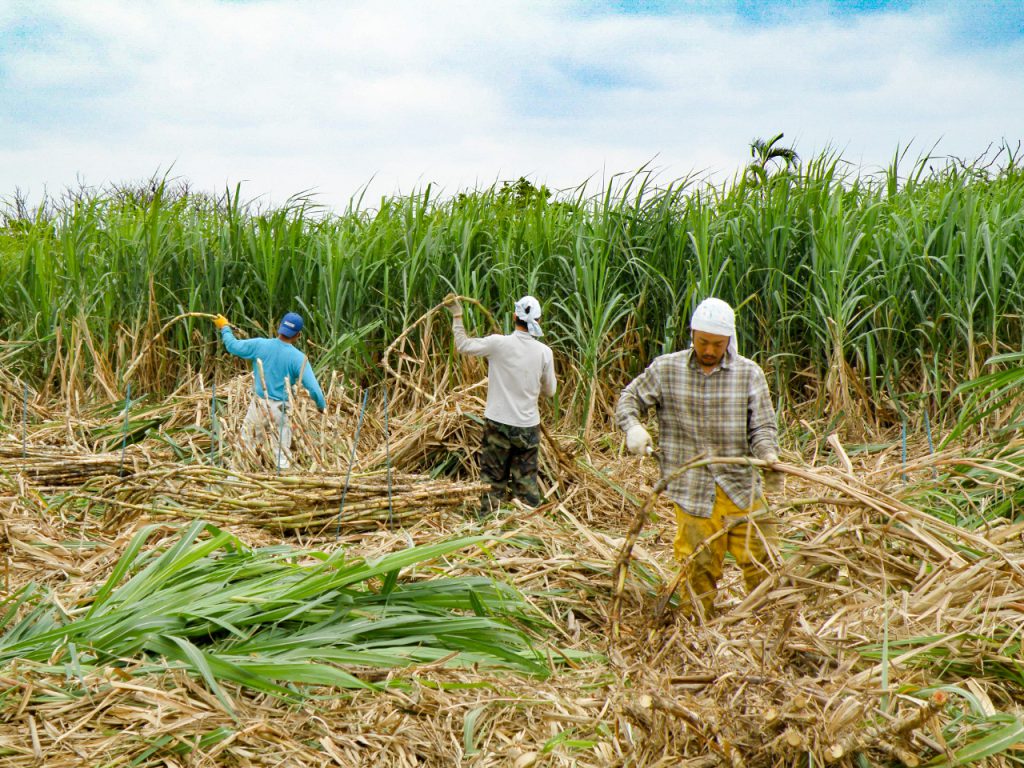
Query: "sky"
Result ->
[[1, 0, 1023, 209]]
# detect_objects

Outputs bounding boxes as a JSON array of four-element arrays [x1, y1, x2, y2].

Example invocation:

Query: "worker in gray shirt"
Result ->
[[445, 293, 557, 516]]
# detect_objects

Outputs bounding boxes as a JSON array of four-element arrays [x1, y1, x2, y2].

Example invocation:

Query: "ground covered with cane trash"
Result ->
[[2, 363, 1024, 768], [4, 157, 1024, 766]]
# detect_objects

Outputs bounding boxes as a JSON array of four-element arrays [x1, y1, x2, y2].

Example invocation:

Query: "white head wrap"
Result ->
[[514, 295, 543, 338], [690, 297, 737, 357]]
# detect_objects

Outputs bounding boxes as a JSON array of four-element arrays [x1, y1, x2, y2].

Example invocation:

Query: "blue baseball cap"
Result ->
[[278, 312, 304, 338]]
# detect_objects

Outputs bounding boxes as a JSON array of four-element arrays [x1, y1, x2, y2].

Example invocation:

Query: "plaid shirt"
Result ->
[[616, 348, 779, 517]]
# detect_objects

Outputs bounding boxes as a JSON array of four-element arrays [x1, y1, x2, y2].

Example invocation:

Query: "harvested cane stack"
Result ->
[[0, 444, 150, 488], [73, 464, 488, 532]]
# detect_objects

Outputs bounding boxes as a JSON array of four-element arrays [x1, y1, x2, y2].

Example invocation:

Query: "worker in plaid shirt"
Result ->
[[616, 297, 783, 619]]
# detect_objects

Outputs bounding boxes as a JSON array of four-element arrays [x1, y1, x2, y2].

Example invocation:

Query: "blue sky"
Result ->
[[1, 0, 1022, 208]]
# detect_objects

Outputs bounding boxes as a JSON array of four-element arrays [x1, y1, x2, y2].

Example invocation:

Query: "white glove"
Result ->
[[762, 452, 783, 493], [625, 425, 653, 456], [443, 293, 463, 318]]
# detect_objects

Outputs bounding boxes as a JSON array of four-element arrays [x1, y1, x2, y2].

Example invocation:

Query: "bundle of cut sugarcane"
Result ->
[[0, 444, 150, 487], [71, 464, 487, 531]]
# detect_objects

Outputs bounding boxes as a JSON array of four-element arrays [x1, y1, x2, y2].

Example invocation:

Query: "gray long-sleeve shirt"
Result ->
[[616, 348, 779, 517], [453, 317, 556, 428]]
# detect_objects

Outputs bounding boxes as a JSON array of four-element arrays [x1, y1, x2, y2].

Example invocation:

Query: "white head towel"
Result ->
[[514, 295, 543, 338], [690, 297, 737, 357]]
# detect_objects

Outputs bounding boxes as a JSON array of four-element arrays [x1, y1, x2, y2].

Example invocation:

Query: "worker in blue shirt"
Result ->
[[212, 311, 326, 470]]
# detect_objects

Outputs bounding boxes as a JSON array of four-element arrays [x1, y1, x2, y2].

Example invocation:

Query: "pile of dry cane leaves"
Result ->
[[1, 356, 1023, 766]]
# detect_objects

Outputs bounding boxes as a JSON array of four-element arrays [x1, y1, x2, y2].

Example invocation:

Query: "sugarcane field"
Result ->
[[2, 148, 1024, 768]]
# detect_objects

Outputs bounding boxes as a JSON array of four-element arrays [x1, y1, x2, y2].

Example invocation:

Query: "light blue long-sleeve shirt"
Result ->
[[220, 328, 326, 410]]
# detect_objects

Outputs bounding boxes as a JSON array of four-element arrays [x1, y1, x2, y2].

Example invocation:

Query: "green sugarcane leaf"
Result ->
[[925, 714, 1024, 766], [463, 705, 487, 757], [86, 523, 165, 615]]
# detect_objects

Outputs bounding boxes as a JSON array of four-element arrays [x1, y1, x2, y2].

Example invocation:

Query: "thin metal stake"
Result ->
[[119, 383, 132, 478], [900, 417, 907, 486], [336, 389, 369, 541], [276, 376, 290, 476], [210, 379, 218, 466], [22, 383, 28, 458], [383, 384, 394, 529]]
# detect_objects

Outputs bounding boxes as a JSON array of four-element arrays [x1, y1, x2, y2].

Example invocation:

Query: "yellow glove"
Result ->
[[213, 314, 230, 330]]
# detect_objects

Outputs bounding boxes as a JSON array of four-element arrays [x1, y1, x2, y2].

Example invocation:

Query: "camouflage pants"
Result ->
[[478, 419, 542, 514]]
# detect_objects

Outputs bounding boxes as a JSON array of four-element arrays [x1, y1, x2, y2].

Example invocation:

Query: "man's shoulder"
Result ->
[[726, 354, 769, 382], [285, 343, 310, 362], [531, 337, 554, 356], [482, 332, 515, 349], [512, 333, 551, 353], [650, 349, 693, 368]]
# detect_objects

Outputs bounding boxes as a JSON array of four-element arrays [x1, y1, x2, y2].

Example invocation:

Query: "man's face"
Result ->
[[692, 330, 730, 368]]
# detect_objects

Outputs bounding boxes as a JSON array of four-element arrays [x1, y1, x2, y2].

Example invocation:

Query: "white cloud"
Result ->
[[1, 0, 1021, 207]]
